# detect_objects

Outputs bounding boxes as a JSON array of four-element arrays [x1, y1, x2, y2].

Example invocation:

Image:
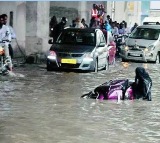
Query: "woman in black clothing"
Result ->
[[132, 67, 152, 101]]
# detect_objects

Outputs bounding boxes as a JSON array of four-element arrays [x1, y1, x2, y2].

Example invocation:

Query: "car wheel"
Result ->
[[105, 57, 109, 71], [94, 59, 98, 73], [155, 52, 160, 64]]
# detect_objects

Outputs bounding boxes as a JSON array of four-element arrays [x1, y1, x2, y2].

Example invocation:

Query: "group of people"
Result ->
[[91, 3, 106, 25], [49, 13, 138, 44], [0, 14, 16, 73]]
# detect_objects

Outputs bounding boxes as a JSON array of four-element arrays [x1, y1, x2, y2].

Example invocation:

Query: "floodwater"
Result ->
[[0, 60, 160, 143]]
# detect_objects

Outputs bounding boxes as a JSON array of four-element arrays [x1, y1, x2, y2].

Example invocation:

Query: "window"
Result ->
[[56, 30, 95, 46]]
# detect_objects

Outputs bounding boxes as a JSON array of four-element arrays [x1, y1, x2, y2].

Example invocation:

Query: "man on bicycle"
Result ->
[[0, 15, 12, 72], [1, 14, 16, 59]]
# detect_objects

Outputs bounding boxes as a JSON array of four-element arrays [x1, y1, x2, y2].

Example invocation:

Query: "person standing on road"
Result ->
[[111, 22, 119, 36], [49, 15, 58, 37], [91, 4, 98, 19], [132, 67, 152, 101], [131, 23, 138, 32], [75, 17, 84, 28], [52, 17, 68, 42], [81, 18, 88, 28], [70, 19, 76, 27], [105, 20, 112, 33], [1, 14, 16, 59]]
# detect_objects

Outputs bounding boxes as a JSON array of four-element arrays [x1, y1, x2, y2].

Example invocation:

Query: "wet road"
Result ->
[[0, 60, 160, 143]]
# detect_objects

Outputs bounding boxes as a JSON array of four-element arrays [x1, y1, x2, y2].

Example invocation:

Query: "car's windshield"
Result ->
[[56, 30, 96, 46], [129, 28, 160, 40]]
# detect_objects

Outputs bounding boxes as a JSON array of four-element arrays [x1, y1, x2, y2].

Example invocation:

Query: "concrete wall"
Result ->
[[50, 2, 79, 27], [25, 1, 50, 55]]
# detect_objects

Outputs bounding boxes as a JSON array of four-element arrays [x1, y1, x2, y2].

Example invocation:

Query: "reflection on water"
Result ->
[[0, 62, 160, 143], [143, 63, 148, 69], [122, 62, 130, 68]]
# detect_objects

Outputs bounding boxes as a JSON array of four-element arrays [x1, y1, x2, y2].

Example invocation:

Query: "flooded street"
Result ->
[[0, 60, 160, 143]]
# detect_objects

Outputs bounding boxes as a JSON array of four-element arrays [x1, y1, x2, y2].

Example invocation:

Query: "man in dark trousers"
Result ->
[[52, 17, 68, 42]]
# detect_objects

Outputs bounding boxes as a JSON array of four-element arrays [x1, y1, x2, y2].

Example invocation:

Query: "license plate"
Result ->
[[61, 59, 77, 64], [129, 53, 140, 57]]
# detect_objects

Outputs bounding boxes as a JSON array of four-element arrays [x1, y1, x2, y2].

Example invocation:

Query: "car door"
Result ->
[[96, 30, 108, 67]]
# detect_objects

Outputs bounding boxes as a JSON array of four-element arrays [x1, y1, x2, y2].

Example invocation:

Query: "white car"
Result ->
[[120, 24, 160, 63]]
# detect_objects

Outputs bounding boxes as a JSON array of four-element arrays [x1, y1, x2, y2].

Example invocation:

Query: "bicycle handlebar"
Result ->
[[0, 40, 10, 43]]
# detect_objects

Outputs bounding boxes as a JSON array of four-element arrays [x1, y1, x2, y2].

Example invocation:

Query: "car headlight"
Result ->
[[83, 53, 93, 62], [47, 50, 57, 60], [124, 46, 129, 51], [84, 53, 93, 58], [143, 48, 149, 52]]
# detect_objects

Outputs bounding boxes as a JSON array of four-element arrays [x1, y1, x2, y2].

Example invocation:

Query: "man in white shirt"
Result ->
[[111, 22, 119, 36], [2, 14, 16, 59], [0, 15, 12, 71]]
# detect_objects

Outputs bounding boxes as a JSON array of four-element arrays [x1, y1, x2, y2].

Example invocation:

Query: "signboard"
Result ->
[[128, 2, 134, 12]]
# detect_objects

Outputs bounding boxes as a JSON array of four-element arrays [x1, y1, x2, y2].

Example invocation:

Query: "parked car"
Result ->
[[119, 24, 160, 63], [47, 28, 116, 72]]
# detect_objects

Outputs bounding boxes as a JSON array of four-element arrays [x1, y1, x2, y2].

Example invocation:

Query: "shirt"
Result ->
[[118, 28, 125, 35], [105, 23, 112, 32], [8, 25, 16, 39], [0, 25, 11, 42], [112, 27, 119, 35], [75, 22, 84, 28]]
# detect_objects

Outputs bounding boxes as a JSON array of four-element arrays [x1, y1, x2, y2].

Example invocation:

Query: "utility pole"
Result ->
[[111, 1, 115, 20]]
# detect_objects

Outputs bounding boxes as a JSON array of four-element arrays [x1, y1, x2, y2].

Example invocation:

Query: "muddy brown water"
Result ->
[[0, 60, 160, 143]]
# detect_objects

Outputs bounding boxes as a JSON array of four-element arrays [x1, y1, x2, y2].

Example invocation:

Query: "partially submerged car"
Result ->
[[120, 24, 160, 63], [47, 28, 116, 72]]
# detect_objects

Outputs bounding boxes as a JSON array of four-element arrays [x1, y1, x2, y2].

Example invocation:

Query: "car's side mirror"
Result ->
[[48, 39, 53, 44]]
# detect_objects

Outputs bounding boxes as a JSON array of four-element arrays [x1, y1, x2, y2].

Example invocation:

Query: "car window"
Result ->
[[129, 28, 160, 40], [56, 30, 96, 46]]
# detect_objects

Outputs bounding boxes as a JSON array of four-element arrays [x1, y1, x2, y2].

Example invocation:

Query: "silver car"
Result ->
[[120, 25, 160, 63], [47, 28, 111, 72]]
